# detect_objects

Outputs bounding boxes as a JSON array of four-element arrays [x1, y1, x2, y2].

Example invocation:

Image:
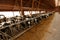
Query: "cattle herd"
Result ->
[[0, 12, 54, 40]]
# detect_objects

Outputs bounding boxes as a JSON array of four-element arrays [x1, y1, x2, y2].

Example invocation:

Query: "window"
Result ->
[[0, 11, 20, 18], [24, 11, 39, 15]]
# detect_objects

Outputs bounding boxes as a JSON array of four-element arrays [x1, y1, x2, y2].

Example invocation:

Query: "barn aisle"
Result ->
[[43, 12, 60, 40]]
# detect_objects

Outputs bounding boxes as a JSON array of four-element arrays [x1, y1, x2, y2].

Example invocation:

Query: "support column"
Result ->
[[39, 11, 41, 13], [45, 11, 48, 13], [21, 10, 24, 16], [20, 0, 24, 17]]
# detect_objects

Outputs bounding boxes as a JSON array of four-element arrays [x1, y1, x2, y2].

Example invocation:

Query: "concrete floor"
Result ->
[[15, 12, 60, 40]]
